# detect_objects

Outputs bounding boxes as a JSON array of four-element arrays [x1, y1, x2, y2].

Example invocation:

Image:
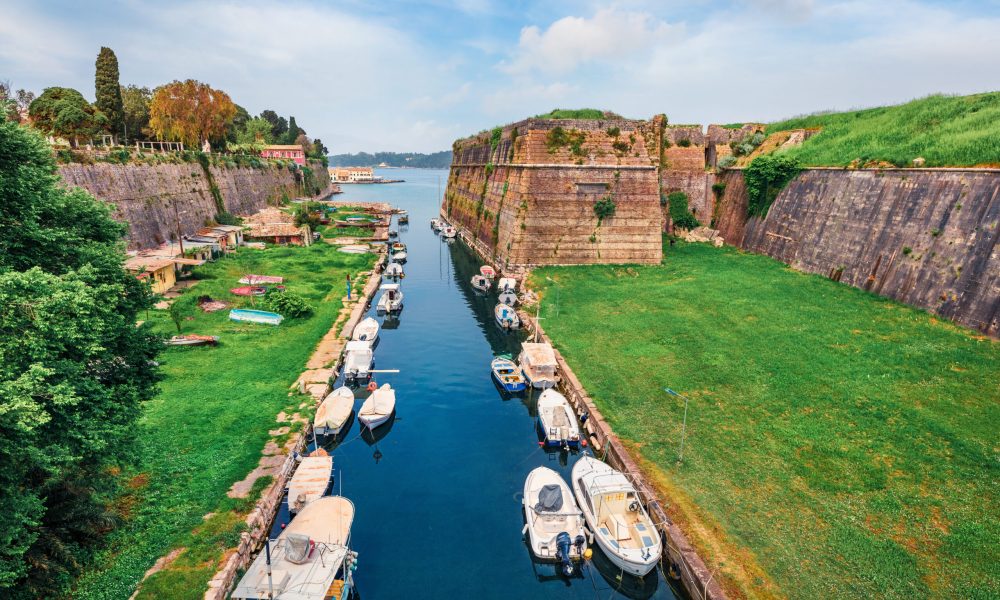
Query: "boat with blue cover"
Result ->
[[229, 308, 283, 325], [491, 355, 526, 392]]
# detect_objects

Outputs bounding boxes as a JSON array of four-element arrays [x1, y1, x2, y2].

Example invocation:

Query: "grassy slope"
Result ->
[[532, 243, 999, 600], [74, 244, 374, 599], [767, 92, 1000, 167]]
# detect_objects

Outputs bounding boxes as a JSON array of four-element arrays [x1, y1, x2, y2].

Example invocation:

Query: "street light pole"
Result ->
[[664, 388, 691, 463]]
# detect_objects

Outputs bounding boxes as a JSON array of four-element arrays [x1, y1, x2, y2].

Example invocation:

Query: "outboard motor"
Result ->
[[555, 531, 575, 576], [574, 534, 586, 557]]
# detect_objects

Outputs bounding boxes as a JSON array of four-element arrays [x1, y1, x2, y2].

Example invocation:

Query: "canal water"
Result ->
[[303, 168, 678, 599]]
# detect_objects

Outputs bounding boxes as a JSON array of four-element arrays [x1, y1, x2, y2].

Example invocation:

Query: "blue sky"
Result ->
[[3, 0, 1000, 152]]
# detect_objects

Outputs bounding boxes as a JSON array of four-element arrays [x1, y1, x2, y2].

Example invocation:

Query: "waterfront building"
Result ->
[[261, 144, 306, 165]]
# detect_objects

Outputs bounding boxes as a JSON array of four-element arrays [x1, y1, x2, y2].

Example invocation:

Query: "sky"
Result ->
[[3, 0, 1000, 153]]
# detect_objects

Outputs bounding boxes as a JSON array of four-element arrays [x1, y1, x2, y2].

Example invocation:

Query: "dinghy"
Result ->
[[491, 355, 526, 392], [359, 383, 396, 429], [164, 334, 219, 346], [430, 218, 442, 230], [498, 292, 517, 306], [229, 309, 283, 325], [388, 229, 398, 238], [519, 343, 558, 389], [376, 283, 403, 313], [343, 340, 373, 383], [471, 274, 491, 293], [384, 262, 404, 279], [498, 277, 517, 293], [315, 386, 355, 436], [398, 211, 409, 224], [392, 251, 408, 263], [230, 285, 267, 296], [288, 455, 333, 514], [352, 317, 379, 346], [239, 274, 284, 285], [391, 242, 406, 253], [523, 467, 588, 576], [537, 389, 581, 449], [572, 457, 662, 577], [480, 265, 496, 279], [495, 303, 520, 330], [231, 496, 357, 600], [442, 226, 457, 238]]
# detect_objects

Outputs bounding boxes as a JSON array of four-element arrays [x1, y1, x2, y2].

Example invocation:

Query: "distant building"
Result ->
[[261, 144, 306, 165], [348, 167, 374, 182]]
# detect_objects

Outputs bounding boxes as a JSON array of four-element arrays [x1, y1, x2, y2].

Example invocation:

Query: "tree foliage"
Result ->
[[148, 79, 237, 147], [120, 84, 152, 142], [233, 117, 274, 147], [28, 87, 108, 146], [284, 115, 300, 145], [94, 47, 124, 140], [666, 191, 700, 230], [0, 116, 161, 595], [259, 109, 287, 139], [0, 81, 34, 123], [744, 154, 802, 217]]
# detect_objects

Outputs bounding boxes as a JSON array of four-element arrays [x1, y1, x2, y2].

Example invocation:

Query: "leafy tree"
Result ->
[[148, 79, 237, 148], [744, 154, 802, 217], [28, 87, 108, 147], [0, 82, 34, 123], [94, 47, 124, 140], [259, 109, 287, 139], [284, 115, 300, 144], [120, 84, 152, 142], [295, 132, 311, 155], [235, 116, 274, 146], [0, 115, 161, 595], [309, 138, 328, 158], [227, 103, 250, 143]]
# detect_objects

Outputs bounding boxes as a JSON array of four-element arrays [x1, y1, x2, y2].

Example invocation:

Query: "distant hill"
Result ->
[[767, 92, 1000, 167], [327, 151, 452, 169]]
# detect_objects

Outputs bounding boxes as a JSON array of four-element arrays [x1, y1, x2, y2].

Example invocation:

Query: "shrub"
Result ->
[[717, 155, 737, 169], [677, 138, 692, 147], [546, 126, 587, 156], [263, 291, 313, 318], [215, 212, 241, 226], [711, 182, 727, 196], [606, 126, 620, 137], [593, 196, 616, 222], [489, 126, 502, 152], [744, 155, 802, 217], [667, 191, 700, 230]]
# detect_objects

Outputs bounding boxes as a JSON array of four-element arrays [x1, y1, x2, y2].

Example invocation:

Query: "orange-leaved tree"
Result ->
[[148, 79, 237, 148]]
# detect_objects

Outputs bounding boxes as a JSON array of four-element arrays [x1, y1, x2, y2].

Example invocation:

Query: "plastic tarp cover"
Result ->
[[285, 533, 311, 564], [535, 484, 564, 513]]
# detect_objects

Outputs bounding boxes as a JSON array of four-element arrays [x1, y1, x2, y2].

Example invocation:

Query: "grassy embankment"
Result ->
[[768, 92, 1000, 167], [531, 242, 998, 600], [74, 244, 375, 600], [318, 205, 379, 240]]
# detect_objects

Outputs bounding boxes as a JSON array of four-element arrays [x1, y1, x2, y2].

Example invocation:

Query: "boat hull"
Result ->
[[358, 409, 393, 429], [492, 371, 526, 392]]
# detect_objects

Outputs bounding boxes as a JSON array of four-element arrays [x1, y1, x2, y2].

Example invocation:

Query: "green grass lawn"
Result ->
[[73, 244, 374, 600], [767, 92, 1000, 167], [531, 242, 999, 600]]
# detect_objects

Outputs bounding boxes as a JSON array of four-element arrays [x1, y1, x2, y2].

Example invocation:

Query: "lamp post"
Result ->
[[664, 387, 691, 463]]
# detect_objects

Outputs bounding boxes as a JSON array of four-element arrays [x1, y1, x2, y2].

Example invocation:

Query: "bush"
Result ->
[[711, 182, 727, 196], [263, 291, 313, 318], [593, 196, 616, 222], [667, 191, 700, 229], [677, 138, 692, 147], [717, 155, 737, 169], [744, 155, 802, 217], [215, 212, 241, 226]]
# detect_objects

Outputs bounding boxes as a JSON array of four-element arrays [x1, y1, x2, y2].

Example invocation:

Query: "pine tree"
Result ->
[[94, 47, 124, 141], [284, 115, 300, 144]]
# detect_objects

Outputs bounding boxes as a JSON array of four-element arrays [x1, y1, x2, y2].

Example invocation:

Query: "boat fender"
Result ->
[[583, 548, 593, 561], [367, 380, 377, 392], [580, 439, 588, 448], [628, 500, 641, 513]]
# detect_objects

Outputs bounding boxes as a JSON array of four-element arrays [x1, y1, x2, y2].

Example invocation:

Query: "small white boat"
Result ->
[[471, 274, 491, 293], [442, 226, 457, 239], [523, 467, 588, 576], [359, 383, 396, 429], [572, 457, 662, 577], [491, 355, 526, 392], [376, 283, 403, 313], [392, 251, 408, 263], [164, 334, 219, 346], [388, 229, 398, 238], [430, 218, 442, 231], [495, 303, 520, 330], [343, 340, 373, 382], [315, 386, 355, 436], [498, 277, 517, 293], [287, 454, 334, 514], [537, 389, 581, 449], [519, 343, 558, 389], [498, 292, 517, 306], [230, 496, 357, 600], [398, 211, 409, 224], [480, 265, 496, 279], [352, 316, 379, 346], [229, 308, 283, 326], [384, 262, 404, 278]]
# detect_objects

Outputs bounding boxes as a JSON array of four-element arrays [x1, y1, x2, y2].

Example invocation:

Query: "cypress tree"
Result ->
[[285, 116, 300, 144], [94, 47, 124, 141]]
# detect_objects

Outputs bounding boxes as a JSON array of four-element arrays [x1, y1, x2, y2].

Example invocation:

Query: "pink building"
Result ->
[[261, 144, 306, 165]]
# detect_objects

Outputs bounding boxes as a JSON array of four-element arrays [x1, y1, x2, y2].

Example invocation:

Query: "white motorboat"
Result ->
[[352, 316, 379, 346], [471, 274, 491, 293], [495, 303, 520, 329], [430, 218, 442, 231], [376, 283, 403, 313], [498, 277, 517, 293], [537, 389, 581, 449], [519, 342, 558, 389], [523, 467, 588, 576], [343, 340, 373, 382], [287, 454, 333, 514], [384, 261, 404, 278], [231, 496, 357, 600], [392, 251, 408, 263], [480, 265, 496, 279], [498, 292, 517, 306], [572, 457, 662, 577], [442, 226, 457, 239], [358, 383, 395, 429], [315, 386, 354, 436]]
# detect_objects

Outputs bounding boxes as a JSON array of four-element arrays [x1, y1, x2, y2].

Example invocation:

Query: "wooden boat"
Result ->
[[398, 211, 409, 224], [391, 242, 406, 253], [471, 274, 491, 293], [498, 277, 517, 292], [495, 303, 520, 330], [230, 285, 267, 296], [572, 457, 662, 577], [384, 262, 404, 278], [491, 355, 526, 392], [229, 309, 283, 325], [442, 226, 457, 238], [519, 343, 558, 389], [239, 274, 284, 285], [498, 292, 517, 306], [376, 283, 403, 313], [359, 383, 395, 429], [343, 340, 373, 383], [430, 218, 442, 231], [392, 251, 408, 263], [164, 334, 219, 346], [523, 467, 588, 576], [480, 265, 496, 279], [537, 389, 581, 449], [352, 317, 379, 346], [231, 496, 357, 600], [288, 455, 333, 514], [315, 386, 355, 436], [388, 229, 398, 238]]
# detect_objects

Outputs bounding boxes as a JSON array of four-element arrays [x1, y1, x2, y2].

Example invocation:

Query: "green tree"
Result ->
[[28, 87, 108, 147], [284, 115, 300, 144], [95, 47, 124, 140], [226, 103, 250, 143], [120, 84, 152, 142], [0, 115, 161, 595], [235, 116, 274, 146], [259, 109, 287, 139]]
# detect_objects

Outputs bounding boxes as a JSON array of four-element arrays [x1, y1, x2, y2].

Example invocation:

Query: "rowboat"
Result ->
[[480, 265, 496, 279], [572, 457, 662, 576], [359, 383, 396, 429], [352, 317, 379, 346], [392, 251, 408, 263], [343, 340, 373, 383], [498, 292, 517, 306], [164, 334, 219, 346], [287, 454, 334, 514], [315, 386, 355, 436], [391, 242, 406, 253], [491, 355, 526, 392], [388, 229, 398, 238], [430, 218, 442, 231], [384, 262, 404, 278], [376, 283, 403, 313], [398, 211, 409, 224], [495, 303, 520, 330], [442, 226, 457, 238], [471, 274, 491, 293], [523, 467, 588, 576], [229, 309, 283, 325], [519, 343, 558, 389], [537, 389, 581, 449], [239, 275, 284, 285], [230, 286, 267, 296], [498, 277, 517, 292]]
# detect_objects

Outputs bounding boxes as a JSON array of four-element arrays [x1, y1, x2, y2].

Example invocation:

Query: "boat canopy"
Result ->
[[380, 283, 401, 291], [535, 484, 564, 513], [521, 343, 557, 368]]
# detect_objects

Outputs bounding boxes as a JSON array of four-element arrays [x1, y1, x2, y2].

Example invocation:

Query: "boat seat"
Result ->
[[611, 514, 631, 541]]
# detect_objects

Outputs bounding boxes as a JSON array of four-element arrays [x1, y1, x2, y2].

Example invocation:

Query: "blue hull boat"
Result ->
[[491, 355, 526, 392], [229, 309, 283, 325]]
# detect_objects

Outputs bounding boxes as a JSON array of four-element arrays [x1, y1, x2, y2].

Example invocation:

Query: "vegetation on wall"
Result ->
[[744, 154, 802, 217], [666, 191, 700, 229], [593, 196, 616, 222], [535, 108, 621, 120], [546, 126, 587, 157]]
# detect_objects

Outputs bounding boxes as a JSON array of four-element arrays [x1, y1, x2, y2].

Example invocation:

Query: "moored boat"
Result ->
[[498, 277, 517, 292], [471, 274, 491, 293], [376, 283, 403, 313], [288, 454, 334, 514], [519, 342, 558, 389], [384, 262, 404, 278], [495, 303, 520, 330], [398, 211, 409, 224], [523, 466, 588, 576], [359, 383, 396, 429], [392, 251, 408, 263], [537, 389, 581, 449], [229, 309, 283, 325], [571, 457, 662, 577], [498, 292, 517, 306], [343, 340, 373, 383], [352, 316, 379, 346], [491, 355, 526, 392], [315, 386, 355, 436], [430, 218, 442, 230], [480, 265, 496, 279], [239, 274, 284, 285], [391, 242, 406, 253], [442, 226, 457, 238]]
